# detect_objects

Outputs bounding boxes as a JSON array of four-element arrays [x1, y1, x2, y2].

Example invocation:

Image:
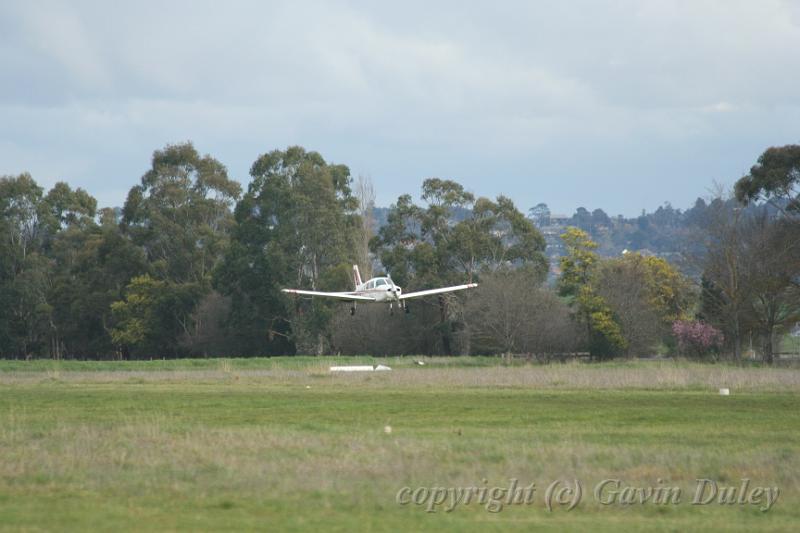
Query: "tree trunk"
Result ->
[[732, 315, 741, 361], [763, 328, 774, 365], [316, 333, 324, 356], [438, 296, 452, 355]]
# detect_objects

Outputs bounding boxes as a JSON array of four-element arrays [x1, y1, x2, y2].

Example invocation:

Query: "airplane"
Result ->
[[282, 265, 478, 315]]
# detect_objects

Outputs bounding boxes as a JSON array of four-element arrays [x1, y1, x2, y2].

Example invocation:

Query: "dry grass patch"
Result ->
[[2, 360, 800, 391]]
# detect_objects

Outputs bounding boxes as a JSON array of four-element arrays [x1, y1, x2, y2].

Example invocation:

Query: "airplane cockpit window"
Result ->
[[375, 278, 387, 287], [366, 281, 375, 289]]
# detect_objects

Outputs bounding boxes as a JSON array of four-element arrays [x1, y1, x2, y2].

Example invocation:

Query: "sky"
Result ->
[[1, 1, 799, 217]]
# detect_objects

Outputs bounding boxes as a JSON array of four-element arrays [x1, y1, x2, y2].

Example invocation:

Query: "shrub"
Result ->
[[671, 320, 724, 359]]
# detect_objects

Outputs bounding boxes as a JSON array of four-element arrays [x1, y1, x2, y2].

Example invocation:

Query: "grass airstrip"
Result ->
[[1, 357, 798, 531]]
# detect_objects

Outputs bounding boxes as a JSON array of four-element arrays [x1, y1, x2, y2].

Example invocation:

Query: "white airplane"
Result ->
[[282, 265, 478, 315]]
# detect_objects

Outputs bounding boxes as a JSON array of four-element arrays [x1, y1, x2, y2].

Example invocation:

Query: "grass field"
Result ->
[[1, 357, 798, 531]]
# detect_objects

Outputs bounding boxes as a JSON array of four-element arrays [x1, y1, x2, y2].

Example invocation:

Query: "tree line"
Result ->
[[0, 143, 798, 361]]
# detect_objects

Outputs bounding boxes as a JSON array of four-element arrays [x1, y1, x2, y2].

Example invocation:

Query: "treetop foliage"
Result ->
[[735, 144, 800, 214]]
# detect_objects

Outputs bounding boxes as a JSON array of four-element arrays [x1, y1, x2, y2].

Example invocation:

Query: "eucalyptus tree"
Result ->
[[372, 178, 547, 354], [114, 142, 241, 357], [735, 144, 800, 216], [214, 146, 361, 355], [0, 175, 100, 357], [50, 207, 147, 358], [0, 173, 51, 357]]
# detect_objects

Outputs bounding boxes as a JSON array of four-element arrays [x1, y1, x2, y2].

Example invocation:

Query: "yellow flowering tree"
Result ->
[[558, 227, 627, 358]]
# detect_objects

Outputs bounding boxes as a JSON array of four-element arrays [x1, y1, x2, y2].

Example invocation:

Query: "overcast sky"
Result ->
[[1, 1, 799, 216]]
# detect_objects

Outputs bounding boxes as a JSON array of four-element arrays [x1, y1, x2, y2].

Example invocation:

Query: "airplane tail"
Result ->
[[353, 265, 363, 289]]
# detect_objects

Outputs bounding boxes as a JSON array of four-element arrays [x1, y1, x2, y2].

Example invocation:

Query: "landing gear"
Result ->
[[389, 303, 394, 316], [350, 304, 356, 316], [404, 303, 410, 314]]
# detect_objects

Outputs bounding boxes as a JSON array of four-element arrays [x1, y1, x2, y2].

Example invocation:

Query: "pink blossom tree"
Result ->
[[672, 320, 724, 359]]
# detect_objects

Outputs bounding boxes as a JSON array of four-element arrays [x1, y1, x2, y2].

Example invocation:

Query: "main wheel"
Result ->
[[350, 306, 356, 316]]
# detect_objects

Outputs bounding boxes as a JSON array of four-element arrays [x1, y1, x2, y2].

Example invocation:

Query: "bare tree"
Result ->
[[330, 302, 442, 355], [354, 174, 375, 279], [698, 194, 800, 363], [594, 259, 668, 357], [742, 215, 800, 363], [465, 270, 583, 357], [699, 196, 752, 360], [179, 291, 233, 356]]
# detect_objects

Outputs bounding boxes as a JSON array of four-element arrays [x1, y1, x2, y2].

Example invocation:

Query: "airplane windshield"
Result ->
[[375, 279, 387, 286]]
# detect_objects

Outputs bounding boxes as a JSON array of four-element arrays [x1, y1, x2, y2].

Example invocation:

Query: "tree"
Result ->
[[44, 182, 97, 229], [571, 207, 593, 232], [110, 275, 168, 353], [354, 174, 376, 280], [122, 142, 241, 284], [732, 145, 800, 362], [595, 253, 692, 356], [110, 273, 203, 357], [558, 227, 626, 358], [0, 173, 47, 268], [528, 202, 551, 227], [684, 198, 710, 228], [0, 174, 55, 357], [741, 216, 800, 363], [672, 320, 724, 359], [372, 178, 548, 354], [0, 175, 142, 359], [117, 142, 241, 357], [652, 203, 680, 229], [698, 185, 800, 363], [329, 302, 439, 356], [698, 197, 752, 360], [735, 145, 800, 215], [47, 211, 147, 358], [375, 179, 547, 283], [591, 208, 611, 227], [558, 227, 598, 297], [465, 270, 583, 357], [214, 146, 360, 355]]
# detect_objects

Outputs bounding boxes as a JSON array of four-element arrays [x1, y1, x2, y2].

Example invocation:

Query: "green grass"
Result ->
[[1, 359, 799, 531]]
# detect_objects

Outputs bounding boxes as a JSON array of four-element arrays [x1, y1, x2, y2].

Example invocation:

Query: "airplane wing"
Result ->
[[281, 289, 376, 302], [399, 283, 478, 300]]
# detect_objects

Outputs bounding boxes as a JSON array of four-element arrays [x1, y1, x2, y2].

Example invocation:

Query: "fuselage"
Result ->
[[353, 277, 402, 302]]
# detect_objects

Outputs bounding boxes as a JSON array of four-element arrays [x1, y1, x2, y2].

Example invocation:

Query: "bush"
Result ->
[[671, 320, 724, 359]]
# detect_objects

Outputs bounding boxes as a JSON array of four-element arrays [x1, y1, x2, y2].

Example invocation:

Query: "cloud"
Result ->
[[1, 2, 110, 98], [702, 102, 737, 114], [0, 0, 799, 215]]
